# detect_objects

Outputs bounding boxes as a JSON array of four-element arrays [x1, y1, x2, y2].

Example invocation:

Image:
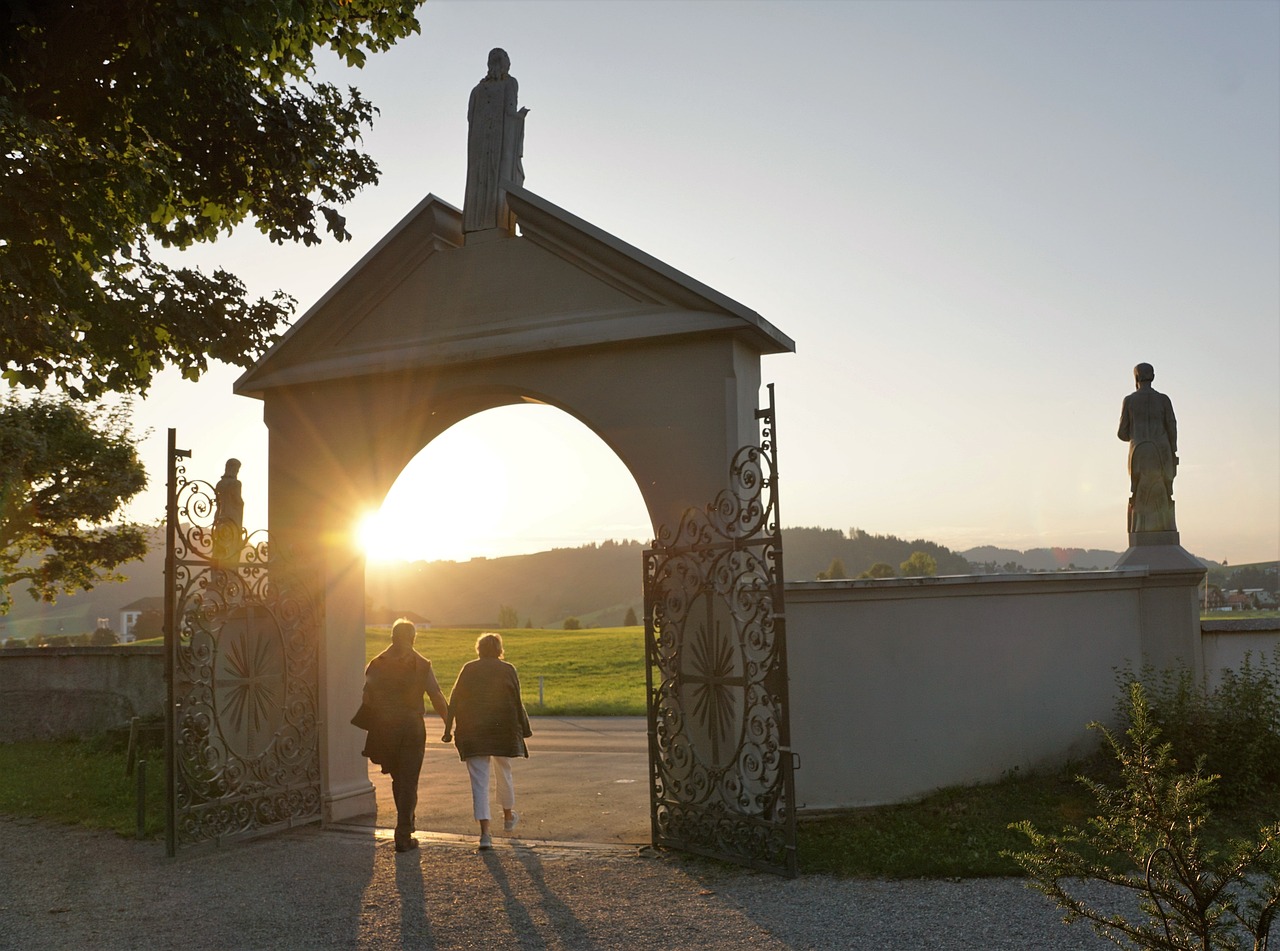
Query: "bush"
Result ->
[[563, 617, 581, 631], [1118, 653, 1280, 807], [89, 627, 119, 646], [1008, 681, 1280, 949]]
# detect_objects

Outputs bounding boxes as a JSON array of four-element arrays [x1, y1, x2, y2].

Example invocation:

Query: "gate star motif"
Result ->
[[217, 606, 285, 752], [685, 609, 745, 765]]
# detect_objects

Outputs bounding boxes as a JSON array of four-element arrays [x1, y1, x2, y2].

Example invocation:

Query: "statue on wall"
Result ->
[[1117, 363, 1178, 535], [463, 48, 529, 236]]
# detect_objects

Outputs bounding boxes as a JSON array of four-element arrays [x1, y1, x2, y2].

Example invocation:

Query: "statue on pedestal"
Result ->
[[463, 48, 528, 236], [1117, 363, 1178, 535]]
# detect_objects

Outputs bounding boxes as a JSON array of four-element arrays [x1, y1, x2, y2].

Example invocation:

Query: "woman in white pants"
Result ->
[[442, 632, 532, 849]]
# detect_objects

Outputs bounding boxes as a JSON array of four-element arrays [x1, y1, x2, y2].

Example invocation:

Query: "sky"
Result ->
[[123, 0, 1280, 566]]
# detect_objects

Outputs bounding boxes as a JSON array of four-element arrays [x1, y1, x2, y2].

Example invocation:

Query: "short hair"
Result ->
[[1134, 363, 1155, 383], [476, 632, 503, 659], [391, 618, 416, 642]]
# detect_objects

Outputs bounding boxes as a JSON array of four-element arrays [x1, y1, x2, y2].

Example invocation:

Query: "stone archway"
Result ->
[[234, 185, 793, 824]]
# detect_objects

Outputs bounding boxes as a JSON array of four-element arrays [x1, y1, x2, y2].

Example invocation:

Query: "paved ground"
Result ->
[[369, 717, 651, 846]]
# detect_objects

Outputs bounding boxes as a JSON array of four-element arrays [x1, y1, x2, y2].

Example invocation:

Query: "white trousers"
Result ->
[[466, 756, 515, 821]]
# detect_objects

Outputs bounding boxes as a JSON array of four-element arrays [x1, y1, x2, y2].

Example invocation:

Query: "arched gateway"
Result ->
[[227, 53, 796, 872]]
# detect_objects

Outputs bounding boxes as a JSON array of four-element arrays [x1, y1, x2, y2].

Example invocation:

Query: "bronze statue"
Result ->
[[1117, 363, 1178, 534]]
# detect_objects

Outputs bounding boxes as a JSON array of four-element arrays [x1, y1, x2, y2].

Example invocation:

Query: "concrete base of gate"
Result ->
[[344, 716, 652, 846]]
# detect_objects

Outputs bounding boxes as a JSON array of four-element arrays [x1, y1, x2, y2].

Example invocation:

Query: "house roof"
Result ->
[[234, 186, 794, 398], [119, 596, 165, 613]]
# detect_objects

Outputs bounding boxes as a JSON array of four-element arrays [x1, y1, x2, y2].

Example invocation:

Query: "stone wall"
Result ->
[[1201, 617, 1280, 688], [785, 566, 1215, 812], [0, 647, 164, 742]]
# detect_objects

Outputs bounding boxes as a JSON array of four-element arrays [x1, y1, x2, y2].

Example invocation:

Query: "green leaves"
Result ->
[[1006, 681, 1280, 950], [0, 394, 149, 614], [1, 0, 422, 397]]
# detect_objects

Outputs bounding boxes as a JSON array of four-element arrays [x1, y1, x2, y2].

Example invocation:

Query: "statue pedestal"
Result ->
[[1114, 538, 1205, 678]]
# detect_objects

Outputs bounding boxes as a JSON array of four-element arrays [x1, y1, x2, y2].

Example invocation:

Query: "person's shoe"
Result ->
[[503, 812, 520, 833], [394, 835, 419, 853], [478, 833, 493, 850]]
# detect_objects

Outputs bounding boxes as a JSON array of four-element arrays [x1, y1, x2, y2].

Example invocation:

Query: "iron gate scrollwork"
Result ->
[[643, 385, 798, 876], [164, 431, 321, 856]]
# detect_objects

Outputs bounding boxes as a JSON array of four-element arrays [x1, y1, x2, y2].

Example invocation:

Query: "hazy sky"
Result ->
[[125, 0, 1279, 566]]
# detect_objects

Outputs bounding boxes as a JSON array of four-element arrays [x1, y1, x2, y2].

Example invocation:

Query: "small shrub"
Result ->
[[1007, 682, 1280, 949], [1118, 653, 1280, 808], [89, 627, 119, 646], [562, 617, 581, 631]]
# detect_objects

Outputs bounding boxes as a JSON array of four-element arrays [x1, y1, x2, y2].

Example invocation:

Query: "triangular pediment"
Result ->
[[235, 186, 793, 397]]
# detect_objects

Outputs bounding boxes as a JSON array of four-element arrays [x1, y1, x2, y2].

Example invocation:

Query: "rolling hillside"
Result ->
[[5, 525, 1250, 639]]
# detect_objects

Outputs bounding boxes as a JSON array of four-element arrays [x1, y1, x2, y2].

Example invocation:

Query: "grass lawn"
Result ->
[[0, 733, 167, 838], [368, 625, 648, 717]]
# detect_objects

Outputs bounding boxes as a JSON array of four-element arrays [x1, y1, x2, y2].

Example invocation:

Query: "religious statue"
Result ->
[[213, 458, 245, 566], [1117, 363, 1178, 535], [463, 48, 529, 235]]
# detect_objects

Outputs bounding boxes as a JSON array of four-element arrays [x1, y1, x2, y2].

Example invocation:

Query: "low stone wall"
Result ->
[[785, 567, 1203, 812], [0, 647, 164, 742], [1201, 617, 1280, 687]]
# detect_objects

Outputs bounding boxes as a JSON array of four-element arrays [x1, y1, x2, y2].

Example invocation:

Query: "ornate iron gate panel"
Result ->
[[164, 431, 321, 856], [643, 386, 798, 876]]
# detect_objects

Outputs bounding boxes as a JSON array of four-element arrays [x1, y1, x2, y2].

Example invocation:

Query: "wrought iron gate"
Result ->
[[643, 386, 798, 876], [163, 430, 321, 856]]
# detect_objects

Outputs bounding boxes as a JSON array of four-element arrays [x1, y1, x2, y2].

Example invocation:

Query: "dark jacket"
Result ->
[[357, 647, 439, 773], [444, 657, 532, 760]]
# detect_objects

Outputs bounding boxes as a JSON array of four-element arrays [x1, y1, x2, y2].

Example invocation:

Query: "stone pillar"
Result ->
[[1116, 543, 1205, 679]]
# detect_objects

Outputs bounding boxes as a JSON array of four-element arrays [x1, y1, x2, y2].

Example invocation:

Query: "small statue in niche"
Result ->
[[464, 47, 529, 235], [212, 458, 244, 566], [1117, 363, 1178, 534]]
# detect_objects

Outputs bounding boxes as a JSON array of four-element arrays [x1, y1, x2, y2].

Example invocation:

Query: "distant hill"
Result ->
[[366, 540, 646, 629], [960, 546, 1124, 571], [781, 527, 972, 579], [7, 524, 1255, 639], [368, 527, 975, 626]]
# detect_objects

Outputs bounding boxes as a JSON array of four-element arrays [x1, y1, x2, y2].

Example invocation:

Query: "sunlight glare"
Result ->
[[360, 405, 651, 563]]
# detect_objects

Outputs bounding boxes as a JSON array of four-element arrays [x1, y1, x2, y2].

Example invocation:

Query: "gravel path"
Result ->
[[0, 816, 1125, 950]]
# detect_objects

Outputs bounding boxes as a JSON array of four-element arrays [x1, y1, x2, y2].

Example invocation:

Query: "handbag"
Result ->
[[350, 702, 375, 730]]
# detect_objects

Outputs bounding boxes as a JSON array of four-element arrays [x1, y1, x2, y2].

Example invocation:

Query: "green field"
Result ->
[[367, 625, 648, 717]]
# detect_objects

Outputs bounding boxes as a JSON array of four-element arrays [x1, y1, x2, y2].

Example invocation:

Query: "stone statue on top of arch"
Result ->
[[464, 48, 529, 236]]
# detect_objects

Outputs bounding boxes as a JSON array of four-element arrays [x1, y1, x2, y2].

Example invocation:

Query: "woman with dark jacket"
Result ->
[[442, 632, 532, 849]]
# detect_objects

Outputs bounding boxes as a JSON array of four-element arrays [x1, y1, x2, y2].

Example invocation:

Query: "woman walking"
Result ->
[[442, 632, 532, 849]]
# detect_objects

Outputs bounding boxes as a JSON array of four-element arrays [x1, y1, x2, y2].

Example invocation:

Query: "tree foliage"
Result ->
[[1008, 682, 1280, 950], [1, 0, 421, 398], [817, 557, 848, 580], [496, 604, 519, 629], [0, 394, 148, 613], [899, 551, 938, 577], [90, 626, 119, 646], [860, 562, 895, 579]]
